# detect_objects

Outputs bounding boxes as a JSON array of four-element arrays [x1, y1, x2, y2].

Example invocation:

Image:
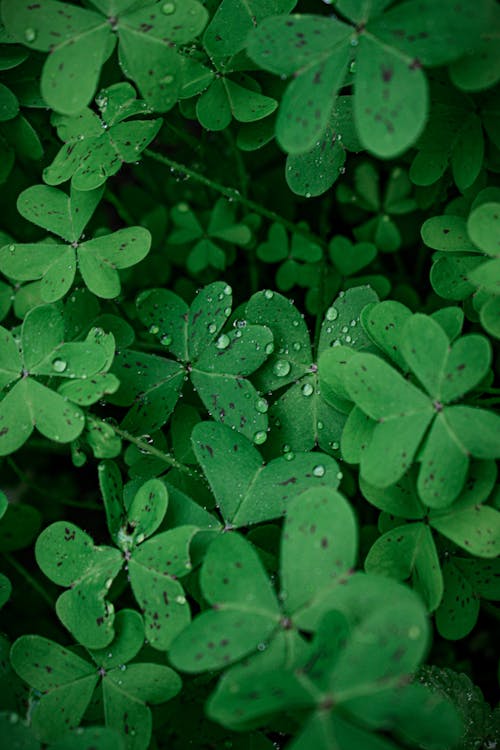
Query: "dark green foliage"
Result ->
[[0, 1, 499, 748]]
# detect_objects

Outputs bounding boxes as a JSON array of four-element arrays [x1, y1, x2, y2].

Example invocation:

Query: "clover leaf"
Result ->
[[320, 306, 499, 506], [43, 83, 162, 191], [167, 200, 251, 274], [0, 184, 151, 300], [35, 466, 198, 649], [362, 460, 500, 615], [247, 1, 489, 156], [0, 303, 112, 454], [195, 73, 277, 133], [10, 609, 181, 747], [2, 0, 208, 114], [118, 281, 272, 440], [245, 286, 378, 456], [256, 223, 323, 292], [169, 487, 358, 672]]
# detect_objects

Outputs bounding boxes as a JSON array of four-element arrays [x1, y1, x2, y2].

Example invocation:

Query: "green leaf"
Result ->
[[136, 288, 188, 360], [354, 34, 428, 157], [98, 461, 125, 544], [192, 422, 341, 526], [435, 559, 479, 640], [318, 286, 379, 355], [101, 678, 152, 750], [125, 479, 168, 544], [430, 502, 500, 558], [0, 380, 33, 455], [445, 405, 500, 459], [17, 185, 75, 242], [365, 523, 443, 611], [88, 609, 144, 670], [467, 202, 500, 256], [0, 325, 22, 389], [281, 488, 358, 618], [10, 636, 98, 743], [417, 412, 469, 508]]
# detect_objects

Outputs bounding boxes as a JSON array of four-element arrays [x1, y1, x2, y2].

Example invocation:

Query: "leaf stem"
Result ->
[[104, 188, 136, 226], [108, 425, 196, 476], [3, 552, 54, 608], [144, 148, 328, 250]]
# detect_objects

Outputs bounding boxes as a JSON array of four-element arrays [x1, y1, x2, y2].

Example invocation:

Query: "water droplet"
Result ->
[[350, 36, 359, 46], [107, 652, 113, 659], [265, 342, 274, 355], [175, 595, 186, 605], [255, 398, 268, 414], [301, 383, 314, 397], [408, 626, 421, 639], [313, 465, 325, 477], [215, 333, 230, 350], [160, 333, 172, 346], [273, 359, 291, 378], [341, 326, 349, 334], [234, 319, 247, 329], [345, 335, 352, 343], [331, 441, 339, 450], [8, 244, 15, 254], [350, 319, 357, 327], [264, 289, 274, 300], [292, 342, 301, 351], [177, 202, 189, 212], [336, 471, 343, 481], [52, 358, 67, 373], [119, 664, 127, 671], [24, 27, 36, 42], [284, 451, 295, 461], [223, 284, 232, 296], [9, 713, 19, 725], [253, 430, 267, 445], [317, 420, 324, 430], [162, 1, 175, 13], [257, 642, 267, 651], [149, 324, 159, 335], [138, 434, 153, 454], [234, 330, 242, 338], [207, 322, 217, 334], [162, 74, 174, 84], [325, 306, 338, 321]]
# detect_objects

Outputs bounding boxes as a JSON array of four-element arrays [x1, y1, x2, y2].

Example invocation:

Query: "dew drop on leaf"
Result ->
[[207, 323, 217, 335], [313, 465, 325, 477], [223, 284, 232, 296], [162, 2, 176, 14], [273, 359, 291, 377], [160, 333, 172, 346], [255, 398, 268, 413], [265, 342, 274, 355], [264, 290, 274, 299], [284, 451, 295, 461], [52, 358, 67, 373], [215, 334, 230, 349], [301, 383, 314, 397], [175, 595, 186, 604], [24, 27, 36, 42], [292, 342, 302, 351], [253, 430, 268, 445], [149, 324, 160, 335], [325, 306, 338, 321]]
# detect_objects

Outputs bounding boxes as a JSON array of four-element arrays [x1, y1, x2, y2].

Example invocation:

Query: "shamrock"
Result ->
[[169, 487, 359, 673], [113, 281, 273, 440], [10, 609, 181, 748], [337, 161, 417, 253], [0, 184, 151, 301], [361, 460, 500, 617], [246, 0, 489, 157], [207, 609, 461, 750], [256, 222, 323, 292], [319, 301, 500, 506], [0, 303, 113, 455], [167, 200, 251, 275], [2, 0, 208, 114], [35, 464, 199, 650], [192, 421, 343, 528], [195, 72, 277, 133], [422, 189, 500, 338], [244, 285, 378, 456], [43, 83, 162, 191]]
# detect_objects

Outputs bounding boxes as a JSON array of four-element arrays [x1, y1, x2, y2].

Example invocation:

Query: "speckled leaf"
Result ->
[[431, 306, 464, 341], [78, 227, 151, 299], [247, 14, 351, 153], [89, 609, 144, 670], [136, 288, 189, 361], [0, 325, 21, 389], [1, 0, 103, 52], [192, 421, 341, 526], [188, 281, 233, 361], [41, 26, 114, 116], [106, 663, 181, 705], [191, 370, 268, 443], [365, 523, 443, 611], [359, 471, 425, 519], [204, 0, 297, 59], [445, 405, 500, 459], [281, 488, 357, 619], [341, 406, 376, 464], [102, 678, 152, 750], [26, 378, 86, 443], [417, 412, 469, 508], [454, 557, 500, 600], [36, 521, 95, 586], [169, 532, 280, 672], [17, 185, 75, 242], [0, 380, 33, 455], [125, 479, 168, 543], [10, 635, 97, 743], [246, 289, 312, 392], [354, 33, 427, 157], [55, 547, 122, 648], [360, 300, 411, 370], [110, 350, 184, 433], [98, 461, 125, 543], [318, 286, 379, 355], [58, 373, 120, 406], [430, 502, 500, 558], [225, 79, 277, 123], [430, 255, 482, 300], [286, 118, 346, 197], [435, 559, 479, 640], [421, 215, 476, 253], [195, 324, 272, 376]]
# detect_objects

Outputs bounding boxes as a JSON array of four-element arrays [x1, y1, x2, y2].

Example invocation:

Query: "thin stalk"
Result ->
[[109, 425, 196, 476], [3, 552, 54, 608], [105, 188, 136, 226], [144, 148, 328, 251]]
